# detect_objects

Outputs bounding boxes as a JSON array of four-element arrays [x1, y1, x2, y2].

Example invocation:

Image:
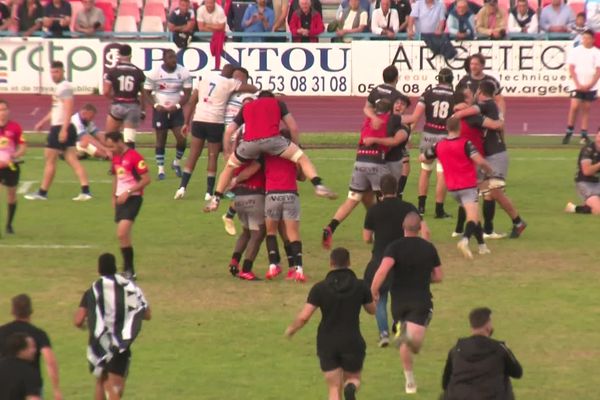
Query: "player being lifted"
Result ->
[[143, 49, 192, 180]]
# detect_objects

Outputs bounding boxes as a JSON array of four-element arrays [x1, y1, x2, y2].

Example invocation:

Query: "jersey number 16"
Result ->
[[117, 75, 136, 92]]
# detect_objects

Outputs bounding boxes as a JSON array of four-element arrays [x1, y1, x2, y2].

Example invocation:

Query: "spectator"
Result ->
[[441, 307, 523, 400], [271, 0, 289, 39], [508, 0, 538, 34], [371, 0, 400, 39], [446, 0, 481, 16], [389, 0, 412, 32], [447, 0, 475, 39], [476, 0, 507, 39], [289, 0, 324, 42], [407, 0, 446, 40], [14, 0, 43, 36], [331, 0, 368, 41], [336, 0, 372, 22], [540, 0, 575, 33], [0, 0, 11, 31], [570, 12, 588, 35], [241, 0, 274, 42], [197, 0, 228, 33], [587, 0, 600, 32], [168, 0, 196, 48], [74, 0, 104, 36], [288, 0, 322, 24], [0, 333, 42, 400], [43, 0, 71, 37]]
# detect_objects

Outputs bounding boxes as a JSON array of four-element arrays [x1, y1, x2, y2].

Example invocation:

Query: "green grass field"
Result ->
[[1, 134, 598, 399]]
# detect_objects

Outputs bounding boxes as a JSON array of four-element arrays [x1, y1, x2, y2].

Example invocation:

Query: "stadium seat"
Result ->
[[569, 1, 585, 15], [528, 0, 539, 11], [95, 1, 116, 31], [498, 0, 510, 10], [120, 0, 144, 9], [118, 2, 141, 23], [114, 15, 138, 32], [147, 0, 170, 8], [144, 2, 166, 21], [70, 0, 84, 32], [140, 15, 165, 32]]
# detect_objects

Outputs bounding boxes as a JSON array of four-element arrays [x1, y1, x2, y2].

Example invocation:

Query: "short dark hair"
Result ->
[[4, 332, 30, 357], [576, 12, 586, 18], [233, 67, 249, 79], [382, 65, 399, 84], [104, 131, 124, 142], [330, 247, 350, 268], [258, 90, 275, 98], [582, 28, 595, 37], [478, 81, 496, 97], [437, 68, 454, 85], [81, 103, 97, 113], [375, 98, 392, 114], [395, 94, 411, 107], [50, 61, 64, 69], [163, 49, 176, 59], [446, 116, 460, 133], [380, 174, 398, 195], [119, 44, 132, 57], [453, 88, 468, 104], [0, 99, 8, 108], [98, 253, 117, 276], [469, 307, 492, 329], [470, 53, 486, 67], [12, 294, 32, 319]]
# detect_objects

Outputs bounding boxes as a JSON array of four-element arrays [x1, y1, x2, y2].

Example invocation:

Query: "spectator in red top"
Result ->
[[289, 0, 324, 42]]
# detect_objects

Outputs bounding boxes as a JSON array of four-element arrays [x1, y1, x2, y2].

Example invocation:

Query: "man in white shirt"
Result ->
[[335, 0, 368, 41], [25, 61, 91, 201], [371, 0, 400, 38], [197, 0, 228, 33], [563, 29, 600, 144], [174, 64, 257, 200], [507, 0, 538, 34]]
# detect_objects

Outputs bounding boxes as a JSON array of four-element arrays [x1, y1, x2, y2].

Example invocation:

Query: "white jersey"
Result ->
[[192, 74, 242, 124], [144, 64, 193, 107], [71, 112, 99, 139], [224, 92, 255, 126], [567, 45, 600, 90], [51, 80, 73, 126]]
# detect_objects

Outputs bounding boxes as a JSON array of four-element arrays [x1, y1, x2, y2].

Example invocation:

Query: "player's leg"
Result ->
[[277, 221, 296, 278], [222, 202, 237, 236], [585, 194, 600, 215], [171, 125, 186, 178], [417, 166, 432, 215], [6, 184, 17, 234], [400, 322, 427, 394], [154, 127, 168, 180], [284, 219, 304, 282], [175, 131, 205, 199], [239, 225, 266, 281], [342, 369, 362, 400], [322, 196, 361, 250], [104, 373, 125, 400], [122, 105, 141, 149], [322, 368, 343, 400], [563, 97, 580, 144], [265, 195, 284, 279], [457, 199, 479, 259], [206, 141, 221, 200], [105, 113, 122, 135], [399, 157, 410, 198], [95, 374, 107, 400], [453, 205, 466, 237], [24, 147, 58, 200], [117, 219, 136, 277], [434, 166, 450, 218], [579, 99, 591, 143], [63, 147, 92, 200], [376, 288, 390, 347], [229, 227, 250, 276]]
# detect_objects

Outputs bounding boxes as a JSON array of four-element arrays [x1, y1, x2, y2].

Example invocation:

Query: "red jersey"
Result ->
[[0, 121, 25, 165], [233, 162, 266, 195], [264, 155, 298, 193], [356, 113, 392, 163], [233, 98, 289, 141], [429, 137, 479, 191], [112, 149, 148, 196], [459, 119, 484, 155]]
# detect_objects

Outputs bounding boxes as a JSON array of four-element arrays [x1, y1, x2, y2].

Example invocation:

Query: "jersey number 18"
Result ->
[[432, 100, 449, 119]]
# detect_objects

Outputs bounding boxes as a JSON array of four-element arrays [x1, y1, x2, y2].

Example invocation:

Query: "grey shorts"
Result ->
[[386, 160, 404, 180], [109, 103, 141, 126], [235, 136, 290, 162], [576, 181, 600, 201], [265, 192, 300, 221], [419, 131, 447, 153], [234, 194, 265, 230], [449, 188, 479, 205], [485, 151, 509, 180], [349, 161, 390, 193]]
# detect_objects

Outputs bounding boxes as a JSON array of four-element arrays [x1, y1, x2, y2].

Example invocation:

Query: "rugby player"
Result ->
[[103, 44, 147, 149], [26, 61, 92, 201], [174, 65, 257, 200], [385, 95, 413, 199], [143, 49, 192, 180], [456, 53, 506, 116], [71, 104, 110, 160], [403, 67, 455, 218], [364, 65, 402, 129], [565, 131, 600, 214], [104, 131, 151, 280], [371, 212, 443, 394], [0, 100, 27, 234]]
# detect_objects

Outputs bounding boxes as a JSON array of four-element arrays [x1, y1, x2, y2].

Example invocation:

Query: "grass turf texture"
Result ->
[[0, 134, 598, 399]]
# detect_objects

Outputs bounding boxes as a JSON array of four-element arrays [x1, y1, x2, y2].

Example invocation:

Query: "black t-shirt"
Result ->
[[385, 123, 410, 162], [383, 236, 441, 304], [364, 198, 419, 257], [0, 321, 51, 380], [419, 84, 455, 135], [17, 1, 44, 32], [392, 0, 412, 29], [103, 62, 146, 104], [367, 83, 402, 107], [0, 3, 10, 25], [456, 74, 502, 97], [307, 268, 372, 352], [477, 99, 506, 156], [168, 7, 195, 27], [575, 143, 600, 183], [43, 0, 71, 37], [0, 357, 42, 400]]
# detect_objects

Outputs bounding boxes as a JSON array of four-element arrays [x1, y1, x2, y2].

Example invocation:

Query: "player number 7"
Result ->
[[208, 82, 216, 96]]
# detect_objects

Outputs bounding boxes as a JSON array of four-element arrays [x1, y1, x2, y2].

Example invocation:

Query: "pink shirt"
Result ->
[[112, 149, 148, 196]]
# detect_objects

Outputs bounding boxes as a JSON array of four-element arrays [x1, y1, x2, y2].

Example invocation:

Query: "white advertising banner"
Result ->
[[351, 40, 573, 97], [0, 38, 101, 94]]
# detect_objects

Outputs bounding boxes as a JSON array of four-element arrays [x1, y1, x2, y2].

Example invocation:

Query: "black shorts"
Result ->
[[0, 164, 20, 187], [392, 301, 433, 327], [115, 196, 143, 222], [153, 109, 184, 130], [47, 124, 77, 150], [191, 121, 225, 143], [105, 348, 131, 377], [570, 90, 597, 102], [318, 350, 365, 373]]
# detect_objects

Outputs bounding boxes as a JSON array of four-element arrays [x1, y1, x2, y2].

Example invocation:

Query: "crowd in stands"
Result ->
[[0, 0, 598, 41]]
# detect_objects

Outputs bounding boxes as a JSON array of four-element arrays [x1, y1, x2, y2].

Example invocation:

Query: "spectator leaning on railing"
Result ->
[[14, 0, 43, 36], [271, 0, 289, 38], [570, 12, 588, 35], [74, 0, 104, 36], [407, 0, 446, 40], [388, 0, 411, 32], [508, 0, 538, 34], [43, 0, 71, 37], [447, 0, 475, 40], [371, 0, 400, 39], [197, 0, 228, 34], [0, 0, 11, 31], [168, 0, 196, 48], [587, 0, 600, 32], [447, 0, 481, 16], [289, 0, 324, 43], [476, 0, 507, 39], [241, 0, 275, 42], [288, 0, 322, 24], [540, 0, 574, 33]]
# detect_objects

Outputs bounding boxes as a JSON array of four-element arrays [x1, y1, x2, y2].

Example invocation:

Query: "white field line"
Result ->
[[0, 244, 94, 249], [17, 181, 35, 194]]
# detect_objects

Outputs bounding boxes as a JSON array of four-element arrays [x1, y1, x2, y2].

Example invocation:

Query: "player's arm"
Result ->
[[116, 170, 150, 205], [73, 306, 87, 328], [402, 102, 425, 125], [183, 88, 199, 133], [224, 109, 243, 157], [501, 343, 523, 379], [40, 346, 62, 400], [143, 306, 152, 321], [143, 88, 157, 111], [14, 140, 27, 159], [482, 117, 504, 131], [419, 145, 437, 163], [471, 152, 493, 175], [362, 228, 374, 244], [233, 161, 261, 184], [59, 97, 74, 142], [364, 128, 408, 147], [371, 257, 394, 302], [494, 93, 506, 117], [582, 66, 600, 92], [34, 111, 52, 131], [282, 113, 300, 144], [568, 63, 581, 90], [237, 82, 259, 93], [452, 104, 480, 119], [180, 87, 192, 107], [363, 100, 385, 129], [431, 265, 443, 283], [111, 173, 118, 208], [285, 303, 317, 338], [296, 165, 306, 181], [580, 159, 600, 176], [103, 77, 113, 100]]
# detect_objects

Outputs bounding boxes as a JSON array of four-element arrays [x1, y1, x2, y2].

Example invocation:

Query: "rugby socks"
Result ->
[[121, 246, 134, 274], [81, 185, 90, 195], [180, 171, 192, 188], [310, 177, 323, 187], [175, 142, 186, 164], [404, 370, 415, 386], [397, 175, 408, 197], [483, 200, 496, 234], [7, 203, 16, 230], [435, 202, 446, 217], [266, 235, 280, 265], [207, 173, 216, 195], [231, 252, 242, 264], [474, 223, 485, 245], [284, 240, 294, 268], [39, 189, 48, 197], [580, 129, 589, 139], [455, 206, 466, 234], [290, 241, 303, 270], [565, 126, 574, 138], [344, 383, 357, 400], [418, 195, 427, 213], [242, 259, 254, 273], [576, 205, 592, 214], [464, 221, 476, 239], [328, 219, 340, 234], [225, 206, 237, 219], [155, 147, 166, 169], [512, 216, 523, 226]]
